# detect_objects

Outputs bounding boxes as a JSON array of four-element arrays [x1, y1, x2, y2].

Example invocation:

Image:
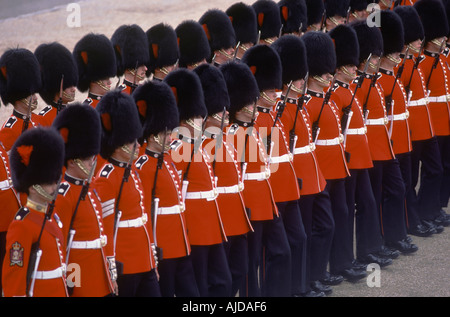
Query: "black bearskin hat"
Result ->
[[111, 24, 150, 77], [10, 127, 64, 194], [350, 0, 368, 12], [146, 23, 180, 75], [252, 0, 283, 40], [226, 2, 259, 45], [96, 90, 142, 159], [175, 20, 212, 68], [73, 33, 117, 92], [52, 103, 101, 164], [278, 0, 308, 34], [163, 68, 208, 121], [378, 10, 404, 56], [193, 63, 230, 115], [241, 44, 283, 91], [350, 20, 384, 63], [325, 0, 350, 18], [133, 80, 179, 139], [0, 48, 42, 106], [219, 61, 260, 115], [414, 0, 449, 42], [34, 42, 78, 105], [271, 34, 308, 84], [393, 6, 424, 45], [328, 24, 360, 68], [199, 9, 237, 53], [302, 31, 336, 76], [305, 0, 325, 26]]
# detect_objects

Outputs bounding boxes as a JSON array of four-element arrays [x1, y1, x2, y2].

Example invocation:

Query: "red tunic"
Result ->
[[93, 159, 156, 274], [279, 95, 327, 195], [0, 110, 38, 153], [135, 149, 191, 259], [35, 104, 65, 127], [420, 51, 450, 136], [0, 144, 21, 232], [304, 89, 350, 180], [255, 105, 300, 202], [398, 55, 434, 141], [330, 81, 373, 170], [2, 206, 68, 297], [230, 123, 278, 221], [203, 129, 253, 237], [352, 73, 395, 161], [171, 136, 227, 245], [378, 68, 412, 155], [55, 173, 115, 297]]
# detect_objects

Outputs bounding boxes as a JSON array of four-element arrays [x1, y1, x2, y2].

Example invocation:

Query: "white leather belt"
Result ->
[[0, 179, 12, 190], [118, 214, 148, 228], [408, 97, 428, 107], [270, 153, 293, 164], [293, 143, 316, 155], [71, 235, 107, 249], [185, 189, 218, 201], [388, 111, 409, 121], [315, 134, 344, 146], [244, 168, 271, 181], [33, 266, 65, 280], [346, 127, 367, 135], [428, 94, 450, 103], [157, 204, 185, 215], [365, 117, 389, 125], [216, 183, 244, 194]]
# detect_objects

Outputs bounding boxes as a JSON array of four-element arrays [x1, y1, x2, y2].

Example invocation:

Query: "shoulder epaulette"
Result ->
[[3, 117, 17, 129], [135, 155, 149, 170], [118, 84, 127, 91], [99, 164, 114, 178], [227, 123, 240, 135], [57, 182, 70, 197], [38, 106, 52, 116], [14, 207, 30, 221], [84, 98, 93, 106]]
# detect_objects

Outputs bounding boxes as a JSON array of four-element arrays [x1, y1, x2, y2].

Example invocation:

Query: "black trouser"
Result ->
[[224, 234, 248, 297], [369, 159, 407, 243], [246, 216, 291, 297], [158, 255, 200, 297], [298, 190, 334, 289], [408, 137, 443, 225], [277, 199, 307, 296], [325, 178, 354, 274], [117, 269, 161, 297], [437, 135, 450, 210], [345, 169, 383, 259], [190, 243, 232, 297]]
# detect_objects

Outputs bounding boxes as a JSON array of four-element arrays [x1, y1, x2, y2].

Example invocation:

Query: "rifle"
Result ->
[[130, 61, 139, 94], [385, 48, 409, 113], [362, 53, 383, 121], [181, 117, 207, 202], [26, 177, 62, 297], [425, 39, 446, 90], [241, 97, 259, 169], [56, 75, 64, 114], [341, 54, 372, 136], [311, 74, 337, 143], [212, 107, 227, 173], [233, 41, 241, 60], [113, 141, 137, 252], [289, 72, 309, 153], [267, 80, 293, 154], [66, 158, 98, 267], [404, 39, 425, 96], [22, 95, 33, 133], [150, 128, 167, 264]]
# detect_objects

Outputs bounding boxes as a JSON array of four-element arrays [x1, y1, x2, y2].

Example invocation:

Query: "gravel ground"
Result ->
[[0, 0, 449, 298]]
